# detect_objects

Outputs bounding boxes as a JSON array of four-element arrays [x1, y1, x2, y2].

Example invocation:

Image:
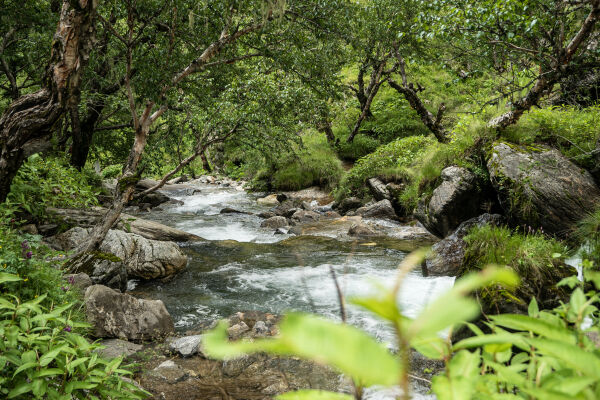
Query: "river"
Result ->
[[134, 181, 455, 399]]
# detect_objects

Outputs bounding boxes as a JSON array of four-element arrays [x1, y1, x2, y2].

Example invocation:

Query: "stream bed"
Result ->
[[133, 182, 455, 399]]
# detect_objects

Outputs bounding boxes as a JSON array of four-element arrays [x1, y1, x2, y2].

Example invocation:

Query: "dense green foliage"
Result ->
[[5, 155, 100, 220]]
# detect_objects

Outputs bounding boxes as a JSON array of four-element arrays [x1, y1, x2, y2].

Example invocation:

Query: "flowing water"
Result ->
[[134, 182, 455, 399]]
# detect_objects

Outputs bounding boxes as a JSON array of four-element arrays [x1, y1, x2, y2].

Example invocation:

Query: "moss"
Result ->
[[92, 251, 122, 263]]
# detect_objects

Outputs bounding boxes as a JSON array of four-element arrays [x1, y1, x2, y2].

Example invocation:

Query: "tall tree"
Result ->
[[0, 0, 97, 202]]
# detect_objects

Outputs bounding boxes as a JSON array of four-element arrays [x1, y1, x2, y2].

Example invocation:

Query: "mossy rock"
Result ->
[[67, 251, 127, 292], [487, 142, 600, 237]]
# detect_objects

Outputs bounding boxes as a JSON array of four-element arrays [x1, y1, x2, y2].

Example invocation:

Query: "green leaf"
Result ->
[[39, 345, 66, 367], [276, 390, 354, 400], [7, 382, 32, 399], [490, 314, 575, 344], [0, 272, 22, 284], [203, 313, 401, 387], [527, 338, 600, 378], [12, 362, 38, 378]]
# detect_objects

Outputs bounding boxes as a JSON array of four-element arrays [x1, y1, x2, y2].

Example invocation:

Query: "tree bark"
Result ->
[[200, 150, 212, 173], [0, 0, 97, 202]]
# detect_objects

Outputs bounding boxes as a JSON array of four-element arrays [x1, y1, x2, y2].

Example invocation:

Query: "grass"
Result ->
[[463, 225, 568, 280], [576, 206, 600, 266], [500, 105, 600, 169], [334, 135, 435, 200]]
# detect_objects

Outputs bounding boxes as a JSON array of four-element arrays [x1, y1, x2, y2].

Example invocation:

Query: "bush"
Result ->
[[6, 155, 100, 220], [0, 273, 147, 399], [335, 135, 435, 200], [501, 105, 600, 169], [101, 164, 123, 179], [271, 135, 343, 191], [0, 225, 77, 306]]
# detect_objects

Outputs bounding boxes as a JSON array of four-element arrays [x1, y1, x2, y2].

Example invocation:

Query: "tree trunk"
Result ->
[[388, 77, 449, 144], [78, 123, 150, 254], [200, 150, 212, 173], [0, 0, 97, 202]]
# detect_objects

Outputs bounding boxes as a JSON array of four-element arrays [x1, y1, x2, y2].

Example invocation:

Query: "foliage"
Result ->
[[0, 272, 148, 399], [203, 250, 519, 399], [398, 115, 491, 211], [5, 155, 100, 220], [271, 132, 343, 191], [462, 225, 568, 279], [443, 259, 600, 400], [0, 225, 78, 308], [335, 135, 435, 200], [501, 105, 600, 169]]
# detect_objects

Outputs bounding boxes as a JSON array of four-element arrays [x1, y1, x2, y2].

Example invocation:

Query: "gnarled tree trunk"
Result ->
[[0, 0, 97, 202]]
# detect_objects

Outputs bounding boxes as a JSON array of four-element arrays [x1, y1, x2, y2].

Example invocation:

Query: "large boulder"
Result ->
[[425, 214, 503, 276], [487, 142, 600, 236], [290, 209, 321, 224], [58, 227, 187, 280], [84, 285, 174, 341], [415, 166, 491, 238], [356, 199, 397, 220], [67, 252, 128, 292]]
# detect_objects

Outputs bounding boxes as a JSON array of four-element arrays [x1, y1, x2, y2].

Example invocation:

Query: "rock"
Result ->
[[47, 207, 201, 242], [301, 201, 314, 211], [220, 207, 252, 215], [137, 192, 170, 208], [60, 227, 187, 280], [37, 224, 58, 236], [425, 214, 503, 276], [367, 178, 391, 201], [348, 223, 377, 237], [97, 339, 143, 358], [20, 224, 38, 235], [260, 216, 289, 229], [64, 273, 93, 291], [84, 285, 174, 341], [67, 252, 127, 292], [227, 322, 250, 339], [274, 228, 289, 235], [322, 211, 341, 219], [276, 193, 288, 203], [135, 179, 160, 191], [152, 360, 189, 384], [272, 200, 301, 217], [290, 209, 321, 223], [258, 211, 276, 219], [335, 197, 362, 215], [487, 142, 600, 237], [252, 321, 269, 335], [356, 199, 397, 219], [168, 335, 204, 357], [257, 194, 280, 206], [415, 166, 491, 238]]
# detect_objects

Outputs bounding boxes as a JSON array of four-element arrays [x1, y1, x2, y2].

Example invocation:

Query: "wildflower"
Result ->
[[67, 276, 75, 285], [63, 325, 72, 332], [23, 278, 28, 282], [61, 286, 68, 292], [21, 241, 29, 250], [25, 251, 32, 259]]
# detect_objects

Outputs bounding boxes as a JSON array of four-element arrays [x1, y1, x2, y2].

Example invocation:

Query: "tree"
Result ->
[[78, 0, 348, 253], [438, 0, 600, 129], [0, 0, 97, 203]]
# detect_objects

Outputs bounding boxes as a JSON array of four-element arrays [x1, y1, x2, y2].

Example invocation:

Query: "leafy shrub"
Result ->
[[0, 273, 147, 399], [6, 155, 100, 219], [270, 132, 344, 191], [576, 206, 600, 266], [335, 135, 435, 200], [0, 225, 78, 307], [101, 164, 123, 179], [501, 105, 600, 169]]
